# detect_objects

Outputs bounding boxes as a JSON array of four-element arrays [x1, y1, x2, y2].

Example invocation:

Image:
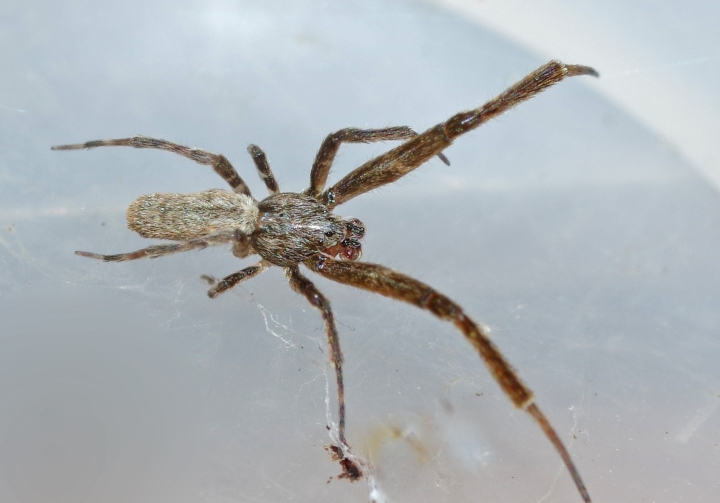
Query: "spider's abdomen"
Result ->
[[252, 193, 347, 267], [127, 189, 258, 240]]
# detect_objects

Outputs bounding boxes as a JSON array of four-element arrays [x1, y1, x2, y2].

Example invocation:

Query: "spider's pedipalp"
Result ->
[[305, 256, 591, 503], [321, 60, 598, 209], [322, 217, 366, 261]]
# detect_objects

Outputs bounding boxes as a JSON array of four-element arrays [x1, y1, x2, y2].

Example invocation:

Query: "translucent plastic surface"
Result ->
[[1, 1, 718, 502]]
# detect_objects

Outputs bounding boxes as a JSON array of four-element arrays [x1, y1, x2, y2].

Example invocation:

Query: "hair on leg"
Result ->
[[207, 261, 270, 298], [305, 256, 592, 503], [285, 266, 348, 446], [52, 135, 252, 196], [307, 126, 450, 198], [321, 61, 598, 208], [76, 230, 240, 262], [247, 144, 280, 195]]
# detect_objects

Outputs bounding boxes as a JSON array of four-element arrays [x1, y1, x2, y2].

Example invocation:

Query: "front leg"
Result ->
[[321, 61, 598, 208], [305, 256, 592, 503]]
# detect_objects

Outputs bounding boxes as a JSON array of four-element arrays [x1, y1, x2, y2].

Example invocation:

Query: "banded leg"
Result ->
[[305, 256, 592, 503], [76, 230, 240, 262], [207, 260, 270, 298], [322, 61, 598, 208], [52, 135, 252, 196], [307, 127, 450, 198], [247, 144, 279, 195], [285, 266, 348, 446]]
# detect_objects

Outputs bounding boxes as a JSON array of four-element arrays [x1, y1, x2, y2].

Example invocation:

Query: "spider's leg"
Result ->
[[247, 145, 279, 195], [321, 61, 598, 209], [207, 260, 270, 298], [52, 136, 252, 196], [307, 127, 450, 199], [305, 256, 592, 503], [76, 230, 239, 262], [285, 266, 348, 446]]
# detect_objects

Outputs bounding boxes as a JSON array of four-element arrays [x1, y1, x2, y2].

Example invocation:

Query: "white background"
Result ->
[[1, 1, 718, 502]]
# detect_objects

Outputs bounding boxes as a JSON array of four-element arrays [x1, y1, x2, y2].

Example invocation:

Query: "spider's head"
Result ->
[[252, 193, 365, 266], [322, 218, 365, 261]]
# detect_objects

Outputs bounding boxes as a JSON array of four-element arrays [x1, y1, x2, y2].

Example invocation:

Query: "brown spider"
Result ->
[[53, 60, 598, 502]]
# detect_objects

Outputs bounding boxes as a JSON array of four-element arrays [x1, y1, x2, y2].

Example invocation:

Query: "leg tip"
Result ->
[[76, 250, 120, 262], [566, 64, 600, 78]]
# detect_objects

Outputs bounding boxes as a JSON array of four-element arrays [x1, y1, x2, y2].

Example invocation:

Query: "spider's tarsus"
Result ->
[[52, 142, 102, 150], [437, 152, 451, 166], [566, 64, 599, 78], [75, 250, 113, 261], [527, 403, 592, 503], [207, 279, 227, 299], [201, 275, 222, 297], [200, 274, 217, 286]]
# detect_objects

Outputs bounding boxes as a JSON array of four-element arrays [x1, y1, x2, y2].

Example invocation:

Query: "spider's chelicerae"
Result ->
[[54, 60, 598, 502]]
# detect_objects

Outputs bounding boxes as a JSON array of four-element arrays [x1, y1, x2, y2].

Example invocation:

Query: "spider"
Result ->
[[53, 60, 598, 502]]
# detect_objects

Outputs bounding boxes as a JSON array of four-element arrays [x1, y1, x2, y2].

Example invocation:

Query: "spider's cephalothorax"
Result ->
[[253, 192, 365, 267], [125, 189, 365, 267], [53, 61, 598, 502]]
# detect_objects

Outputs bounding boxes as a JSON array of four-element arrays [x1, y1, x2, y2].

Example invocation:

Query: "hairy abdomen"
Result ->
[[127, 189, 258, 240]]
